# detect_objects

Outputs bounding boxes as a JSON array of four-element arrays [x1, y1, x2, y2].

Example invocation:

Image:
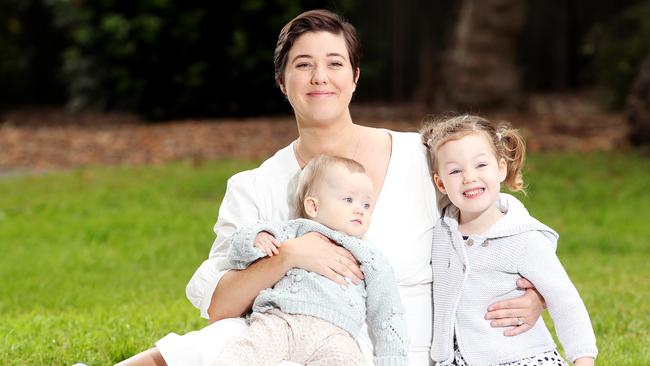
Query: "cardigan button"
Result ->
[[482, 240, 490, 247], [462, 264, 467, 272], [466, 238, 474, 246]]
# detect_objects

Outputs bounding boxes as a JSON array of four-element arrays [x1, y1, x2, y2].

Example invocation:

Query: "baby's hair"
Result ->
[[295, 155, 366, 218], [420, 114, 526, 193]]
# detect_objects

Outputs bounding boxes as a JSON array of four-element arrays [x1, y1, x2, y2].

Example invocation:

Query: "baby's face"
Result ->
[[310, 164, 374, 238]]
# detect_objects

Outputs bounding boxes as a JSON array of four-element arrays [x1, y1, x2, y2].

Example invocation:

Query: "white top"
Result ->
[[186, 130, 438, 356], [431, 194, 598, 365]]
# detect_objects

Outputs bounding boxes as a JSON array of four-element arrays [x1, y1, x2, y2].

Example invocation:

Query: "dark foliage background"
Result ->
[[0, 0, 648, 119]]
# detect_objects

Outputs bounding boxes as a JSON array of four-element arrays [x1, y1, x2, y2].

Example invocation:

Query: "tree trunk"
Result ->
[[440, 0, 526, 110], [627, 53, 650, 146]]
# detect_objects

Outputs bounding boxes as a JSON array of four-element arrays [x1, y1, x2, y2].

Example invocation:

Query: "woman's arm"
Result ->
[[208, 249, 292, 322], [484, 278, 545, 336], [208, 231, 364, 322]]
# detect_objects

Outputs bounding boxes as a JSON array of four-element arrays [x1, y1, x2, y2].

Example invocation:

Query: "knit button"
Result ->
[[294, 275, 302, 282], [391, 306, 398, 314], [466, 238, 474, 246], [348, 299, 355, 306], [290, 287, 299, 293], [381, 321, 388, 329], [481, 240, 490, 247], [462, 264, 466, 272]]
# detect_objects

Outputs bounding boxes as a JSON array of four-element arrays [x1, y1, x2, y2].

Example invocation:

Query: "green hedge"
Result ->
[[0, 0, 65, 107], [585, 1, 650, 109], [48, 0, 353, 119]]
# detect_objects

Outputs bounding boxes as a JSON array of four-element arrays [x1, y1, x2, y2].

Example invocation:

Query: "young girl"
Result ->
[[216, 155, 408, 365], [420, 115, 598, 366]]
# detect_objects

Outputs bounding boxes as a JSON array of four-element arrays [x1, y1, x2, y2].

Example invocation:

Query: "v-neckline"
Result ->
[[290, 129, 395, 213], [369, 129, 394, 216]]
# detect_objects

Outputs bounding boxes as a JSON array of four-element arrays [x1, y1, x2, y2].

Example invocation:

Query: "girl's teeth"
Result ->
[[464, 188, 484, 197]]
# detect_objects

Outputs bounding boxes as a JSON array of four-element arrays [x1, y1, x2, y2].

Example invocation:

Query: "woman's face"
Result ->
[[281, 31, 359, 126]]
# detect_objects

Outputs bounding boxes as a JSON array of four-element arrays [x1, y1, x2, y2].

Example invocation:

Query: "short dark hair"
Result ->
[[273, 9, 361, 86]]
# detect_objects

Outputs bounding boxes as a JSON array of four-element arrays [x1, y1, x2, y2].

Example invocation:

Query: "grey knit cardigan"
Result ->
[[228, 218, 409, 366], [431, 194, 598, 365]]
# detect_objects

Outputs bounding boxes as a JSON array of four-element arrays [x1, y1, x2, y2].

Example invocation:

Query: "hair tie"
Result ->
[[426, 138, 432, 148]]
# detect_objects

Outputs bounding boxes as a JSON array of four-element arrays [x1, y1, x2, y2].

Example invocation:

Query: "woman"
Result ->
[[120, 9, 544, 366]]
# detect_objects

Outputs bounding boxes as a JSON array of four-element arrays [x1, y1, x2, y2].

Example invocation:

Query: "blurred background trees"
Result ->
[[0, 0, 649, 142]]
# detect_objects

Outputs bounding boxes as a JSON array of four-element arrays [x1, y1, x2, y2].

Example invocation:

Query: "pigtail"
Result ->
[[496, 124, 526, 193], [419, 117, 440, 177]]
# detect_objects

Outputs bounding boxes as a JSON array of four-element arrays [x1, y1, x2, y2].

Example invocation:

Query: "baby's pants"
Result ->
[[214, 309, 365, 366]]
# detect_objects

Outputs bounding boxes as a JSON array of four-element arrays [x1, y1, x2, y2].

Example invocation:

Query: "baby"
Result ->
[[215, 155, 409, 366]]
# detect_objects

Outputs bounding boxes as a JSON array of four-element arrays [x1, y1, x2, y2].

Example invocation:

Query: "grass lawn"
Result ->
[[1, 152, 648, 365]]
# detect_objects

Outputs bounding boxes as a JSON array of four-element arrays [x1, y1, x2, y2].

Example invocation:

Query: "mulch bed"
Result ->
[[0, 94, 629, 174]]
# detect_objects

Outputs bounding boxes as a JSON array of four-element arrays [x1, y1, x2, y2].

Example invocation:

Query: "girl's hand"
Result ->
[[254, 231, 281, 256], [281, 231, 364, 286], [574, 357, 595, 366], [485, 278, 545, 336]]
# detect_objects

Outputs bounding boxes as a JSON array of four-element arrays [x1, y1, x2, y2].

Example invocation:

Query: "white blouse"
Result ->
[[185, 130, 438, 359]]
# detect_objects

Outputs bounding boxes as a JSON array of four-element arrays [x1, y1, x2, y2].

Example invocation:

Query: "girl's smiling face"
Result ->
[[280, 31, 359, 126], [433, 132, 507, 222]]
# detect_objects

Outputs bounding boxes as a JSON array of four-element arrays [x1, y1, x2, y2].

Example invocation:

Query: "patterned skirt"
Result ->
[[451, 337, 568, 366]]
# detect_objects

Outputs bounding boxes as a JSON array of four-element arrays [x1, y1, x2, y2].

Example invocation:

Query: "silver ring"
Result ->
[[516, 317, 524, 326]]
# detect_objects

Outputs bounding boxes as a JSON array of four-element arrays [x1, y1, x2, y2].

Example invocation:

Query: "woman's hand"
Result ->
[[485, 278, 546, 336], [281, 231, 364, 286]]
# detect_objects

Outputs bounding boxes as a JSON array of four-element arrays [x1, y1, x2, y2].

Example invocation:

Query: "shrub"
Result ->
[[48, 0, 353, 120], [584, 1, 650, 109], [0, 0, 64, 107]]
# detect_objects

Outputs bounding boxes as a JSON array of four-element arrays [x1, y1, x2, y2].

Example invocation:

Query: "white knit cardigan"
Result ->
[[430, 194, 598, 365]]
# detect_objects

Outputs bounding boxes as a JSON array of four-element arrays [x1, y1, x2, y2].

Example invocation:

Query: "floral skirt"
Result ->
[[451, 337, 568, 366]]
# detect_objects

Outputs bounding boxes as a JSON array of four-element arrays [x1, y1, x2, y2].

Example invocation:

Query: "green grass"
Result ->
[[1, 152, 648, 365]]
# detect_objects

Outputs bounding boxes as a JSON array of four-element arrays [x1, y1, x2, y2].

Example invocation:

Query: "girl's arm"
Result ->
[[574, 357, 595, 366], [518, 231, 598, 362]]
